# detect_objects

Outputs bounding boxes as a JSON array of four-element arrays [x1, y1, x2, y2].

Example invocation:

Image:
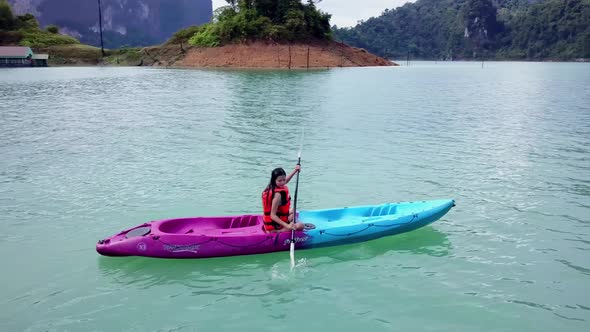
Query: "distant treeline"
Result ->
[[333, 0, 590, 60]]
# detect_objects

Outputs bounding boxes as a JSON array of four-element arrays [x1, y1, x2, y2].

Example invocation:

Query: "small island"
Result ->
[[0, 0, 396, 68]]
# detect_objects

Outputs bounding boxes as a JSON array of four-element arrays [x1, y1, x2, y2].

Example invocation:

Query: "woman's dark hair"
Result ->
[[268, 168, 286, 188], [264, 168, 286, 205]]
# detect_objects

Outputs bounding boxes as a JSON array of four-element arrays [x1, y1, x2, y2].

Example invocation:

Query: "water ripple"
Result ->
[[2, 63, 590, 331]]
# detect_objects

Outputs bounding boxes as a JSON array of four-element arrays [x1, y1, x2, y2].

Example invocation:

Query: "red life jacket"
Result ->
[[262, 186, 291, 231]]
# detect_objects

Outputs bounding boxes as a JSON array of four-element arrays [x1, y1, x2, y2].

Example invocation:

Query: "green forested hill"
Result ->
[[334, 0, 590, 60]]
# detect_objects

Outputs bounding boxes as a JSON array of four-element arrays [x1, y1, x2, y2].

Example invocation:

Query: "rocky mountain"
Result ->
[[7, 0, 212, 48]]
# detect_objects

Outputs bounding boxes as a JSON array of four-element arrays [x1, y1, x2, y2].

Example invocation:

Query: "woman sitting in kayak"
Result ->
[[262, 166, 305, 233]]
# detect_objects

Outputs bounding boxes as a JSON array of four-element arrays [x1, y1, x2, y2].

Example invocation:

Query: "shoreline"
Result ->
[[140, 41, 397, 68], [393, 58, 590, 63], [28, 41, 398, 68], [20, 43, 589, 68]]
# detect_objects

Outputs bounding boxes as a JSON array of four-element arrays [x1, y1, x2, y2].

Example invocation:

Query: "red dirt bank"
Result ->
[[140, 41, 397, 68]]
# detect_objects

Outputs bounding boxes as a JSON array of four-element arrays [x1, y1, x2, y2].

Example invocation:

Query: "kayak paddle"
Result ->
[[290, 150, 301, 269]]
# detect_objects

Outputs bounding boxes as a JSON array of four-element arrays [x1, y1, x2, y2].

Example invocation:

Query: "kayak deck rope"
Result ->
[[153, 235, 276, 248]]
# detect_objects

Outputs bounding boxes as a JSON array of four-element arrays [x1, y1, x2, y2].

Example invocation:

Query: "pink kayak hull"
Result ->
[[97, 215, 302, 258]]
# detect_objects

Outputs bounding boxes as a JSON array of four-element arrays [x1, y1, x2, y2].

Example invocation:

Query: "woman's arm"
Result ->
[[285, 165, 300, 184], [270, 193, 293, 230]]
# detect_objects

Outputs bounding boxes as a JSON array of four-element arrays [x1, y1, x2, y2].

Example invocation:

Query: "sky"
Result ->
[[211, 0, 415, 28]]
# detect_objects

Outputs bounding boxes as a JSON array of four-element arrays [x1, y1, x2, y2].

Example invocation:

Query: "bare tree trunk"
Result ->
[[277, 43, 280, 68], [340, 42, 344, 67]]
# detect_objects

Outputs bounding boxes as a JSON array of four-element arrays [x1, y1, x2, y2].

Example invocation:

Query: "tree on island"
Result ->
[[181, 0, 332, 47]]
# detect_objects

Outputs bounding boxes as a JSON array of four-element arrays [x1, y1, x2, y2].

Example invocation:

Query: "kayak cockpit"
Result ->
[[157, 215, 261, 234]]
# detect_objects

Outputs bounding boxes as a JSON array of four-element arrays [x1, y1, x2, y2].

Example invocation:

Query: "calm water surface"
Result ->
[[1, 62, 589, 331]]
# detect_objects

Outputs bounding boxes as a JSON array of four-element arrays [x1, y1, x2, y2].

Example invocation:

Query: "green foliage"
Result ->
[[0, 0, 15, 30], [45, 24, 59, 34], [20, 30, 79, 48], [44, 44, 104, 65], [103, 47, 143, 65], [188, 23, 221, 47], [284, 8, 307, 40], [179, 0, 332, 47], [334, 0, 462, 59], [303, 1, 332, 39], [15, 13, 39, 30], [499, 0, 590, 59], [0, 30, 23, 45], [167, 25, 202, 44], [0, 1, 80, 48], [334, 0, 590, 60], [213, 6, 235, 23]]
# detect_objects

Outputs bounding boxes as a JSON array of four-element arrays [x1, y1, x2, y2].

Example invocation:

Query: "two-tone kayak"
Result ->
[[96, 199, 455, 258]]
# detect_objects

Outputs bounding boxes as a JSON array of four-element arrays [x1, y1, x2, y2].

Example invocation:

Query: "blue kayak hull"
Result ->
[[296, 199, 455, 249]]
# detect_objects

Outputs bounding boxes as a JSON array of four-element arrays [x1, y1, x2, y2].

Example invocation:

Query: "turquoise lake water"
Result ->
[[0, 62, 589, 331]]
